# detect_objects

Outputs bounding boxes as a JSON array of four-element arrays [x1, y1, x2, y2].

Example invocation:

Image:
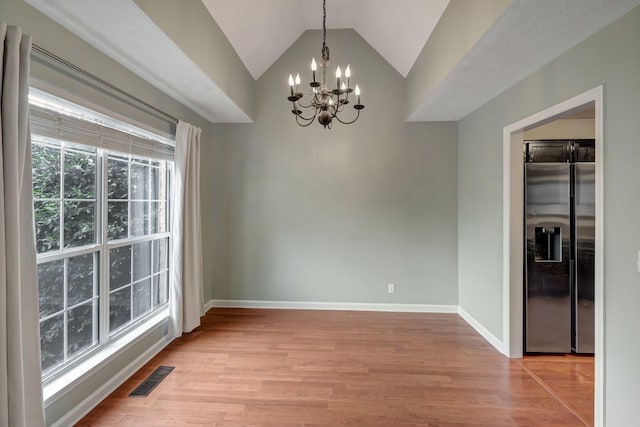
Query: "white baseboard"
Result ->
[[206, 300, 507, 354], [457, 306, 507, 356], [203, 299, 216, 313], [205, 299, 458, 313], [50, 336, 173, 427]]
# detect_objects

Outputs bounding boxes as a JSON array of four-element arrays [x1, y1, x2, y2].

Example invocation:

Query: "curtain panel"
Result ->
[[169, 120, 204, 337], [0, 23, 46, 427]]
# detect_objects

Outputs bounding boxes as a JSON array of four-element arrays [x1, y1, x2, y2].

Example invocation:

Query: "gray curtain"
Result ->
[[0, 23, 46, 427]]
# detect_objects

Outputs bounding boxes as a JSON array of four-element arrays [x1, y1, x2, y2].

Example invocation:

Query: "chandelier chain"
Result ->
[[322, 0, 329, 60], [323, 0, 326, 46]]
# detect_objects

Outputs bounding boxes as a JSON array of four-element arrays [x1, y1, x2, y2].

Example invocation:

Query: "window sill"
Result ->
[[43, 309, 169, 407]]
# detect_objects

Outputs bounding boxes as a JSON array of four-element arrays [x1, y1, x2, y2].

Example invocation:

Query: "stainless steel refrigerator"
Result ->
[[524, 140, 595, 354]]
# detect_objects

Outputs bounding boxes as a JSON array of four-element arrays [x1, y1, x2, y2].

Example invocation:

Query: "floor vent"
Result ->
[[129, 366, 175, 397]]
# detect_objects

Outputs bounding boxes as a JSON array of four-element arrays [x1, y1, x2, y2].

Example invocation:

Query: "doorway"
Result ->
[[502, 87, 603, 426]]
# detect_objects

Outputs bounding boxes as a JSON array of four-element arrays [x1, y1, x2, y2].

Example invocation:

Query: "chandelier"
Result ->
[[286, 0, 364, 129]]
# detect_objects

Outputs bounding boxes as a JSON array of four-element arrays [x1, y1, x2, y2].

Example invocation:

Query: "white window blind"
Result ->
[[29, 88, 174, 161]]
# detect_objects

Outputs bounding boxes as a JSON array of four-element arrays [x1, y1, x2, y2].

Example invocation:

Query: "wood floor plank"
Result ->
[[76, 308, 593, 426]]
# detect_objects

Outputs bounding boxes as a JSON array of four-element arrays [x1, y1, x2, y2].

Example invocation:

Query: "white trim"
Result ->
[[49, 335, 173, 427], [203, 299, 216, 313], [206, 299, 459, 313], [458, 307, 506, 355], [502, 86, 604, 426]]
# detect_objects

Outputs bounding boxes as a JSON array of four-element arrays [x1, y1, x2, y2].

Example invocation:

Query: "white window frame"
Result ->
[[30, 88, 175, 386]]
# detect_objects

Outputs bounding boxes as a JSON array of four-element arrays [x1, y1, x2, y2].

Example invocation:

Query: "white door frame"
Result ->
[[501, 86, 604, 426]]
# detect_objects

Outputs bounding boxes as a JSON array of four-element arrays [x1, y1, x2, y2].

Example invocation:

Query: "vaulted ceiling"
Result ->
[[200, 0, 450, 79], [25, 0, 640, 124]]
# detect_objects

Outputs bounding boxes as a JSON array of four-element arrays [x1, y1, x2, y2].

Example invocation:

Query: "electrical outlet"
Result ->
[[388, 283, 395, 294]]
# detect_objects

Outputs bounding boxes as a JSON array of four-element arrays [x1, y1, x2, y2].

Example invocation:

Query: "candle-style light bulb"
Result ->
[[345, 64, 351, 88], [355, 84, 361, 104], [289, 74, 294, 96], [311, 57, 317, 82], [341, 82, 346, 90], [295, 73, 301, 88], [336, 66, 341, 89]]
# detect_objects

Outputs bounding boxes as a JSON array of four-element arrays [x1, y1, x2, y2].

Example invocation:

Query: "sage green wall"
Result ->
[[458, 6, 640, 425], [210, 30, 458, 305], [1, 1, 220, 425]]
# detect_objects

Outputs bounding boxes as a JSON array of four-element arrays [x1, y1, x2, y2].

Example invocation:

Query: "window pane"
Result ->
[[133, 278, 152, 319], [130, 201, 149, 237], [107, 201, 128, 240], [107, 158, 128, 199], [38, 260, 64, 317], [64, 201, 95, 248], [150, 167, 160, 200], [150, 202, 167, 234], [68, 253, 95, 306], [64, 149, 96, 199], [133, 241, 151, 282], [32, 143, 60, 199], [110, 245, 132, 290], [68, 300, 97, 357], [150, 165, 168, 201], [40, 313, 64, 372], [152, 238, 168, 274], [130, 163, 149, 200], [109, 286, 131, 333], [34, 201, 60, 253], [152, 272, 169, 308]]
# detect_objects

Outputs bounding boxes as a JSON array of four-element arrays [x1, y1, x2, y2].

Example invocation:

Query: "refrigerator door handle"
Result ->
[[570, 259, 576, 350]]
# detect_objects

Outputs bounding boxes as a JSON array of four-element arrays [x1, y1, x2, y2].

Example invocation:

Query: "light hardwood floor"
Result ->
[[77, 308, 594, 426]]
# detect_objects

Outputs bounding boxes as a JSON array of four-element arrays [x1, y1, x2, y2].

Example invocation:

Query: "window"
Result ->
[[31, 89, 173, 378]]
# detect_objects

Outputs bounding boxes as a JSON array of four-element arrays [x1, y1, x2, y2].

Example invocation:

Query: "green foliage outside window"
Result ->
[[33, 138, 170, 375]]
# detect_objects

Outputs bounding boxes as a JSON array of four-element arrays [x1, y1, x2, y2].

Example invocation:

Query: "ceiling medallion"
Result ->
[[286, 0, 364, 129]]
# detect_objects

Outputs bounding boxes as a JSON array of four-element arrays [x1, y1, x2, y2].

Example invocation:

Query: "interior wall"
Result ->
[[0, 1, 219, 425], [210, 29, 459, 306], [458, 5, 640, 425], [523, 118, 595, 140]]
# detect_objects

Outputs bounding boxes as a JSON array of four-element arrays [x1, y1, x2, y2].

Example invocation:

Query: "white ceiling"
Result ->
[[25, 0, 640, 123], [201, 0, 451, 79], [408, 0, 640, 121]]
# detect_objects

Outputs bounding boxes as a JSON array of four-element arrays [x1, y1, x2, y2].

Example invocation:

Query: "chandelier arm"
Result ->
[[296, 108, 319, 122], [333, 109, 361, 125], [295, 113, 317, 127], [296, 100, 313, 109]]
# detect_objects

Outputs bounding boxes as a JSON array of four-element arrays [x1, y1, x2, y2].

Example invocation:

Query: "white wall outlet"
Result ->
[[388, 283, 395, 294]]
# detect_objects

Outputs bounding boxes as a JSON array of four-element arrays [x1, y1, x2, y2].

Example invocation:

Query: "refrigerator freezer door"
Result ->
[[575, 163, 595, 353], [525, 163, 572, 353]]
